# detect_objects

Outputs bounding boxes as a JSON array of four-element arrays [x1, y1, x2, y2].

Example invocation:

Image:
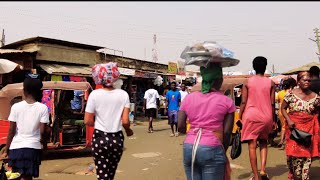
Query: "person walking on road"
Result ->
[[239, 56, 275, 180], [1, 77, 49, 180], [309, 66, 320, 94], [276, 79, 291, 149], [178, 63, 235, 180], [180, 83, 189, 102], [85, 62, 134, 180], [165, 82, 181, 137], [281, 71, 319, 180], [144, 82, 160, 133]]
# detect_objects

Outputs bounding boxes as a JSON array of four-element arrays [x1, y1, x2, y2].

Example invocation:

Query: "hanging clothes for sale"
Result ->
[[70, 76, 82, 82], [51, 75, 62, 81], [41, 90, 53, 113], [62, 75, 70, 82]]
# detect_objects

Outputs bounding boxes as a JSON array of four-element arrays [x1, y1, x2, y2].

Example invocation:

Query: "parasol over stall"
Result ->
[[282, 61, 320, 75], [0, 59, 23, 74]]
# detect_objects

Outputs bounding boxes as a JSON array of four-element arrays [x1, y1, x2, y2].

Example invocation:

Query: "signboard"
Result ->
[[118, 67, 135, 76], [168, 61, 178, 74], [134, 71, 158, 79], [177, 60, 186, 76]]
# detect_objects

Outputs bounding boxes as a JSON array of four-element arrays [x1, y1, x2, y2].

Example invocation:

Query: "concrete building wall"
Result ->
[[21, 43, 100, 65]]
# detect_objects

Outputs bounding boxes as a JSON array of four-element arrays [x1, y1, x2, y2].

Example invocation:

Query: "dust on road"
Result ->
[[37, 120, 320, 180]]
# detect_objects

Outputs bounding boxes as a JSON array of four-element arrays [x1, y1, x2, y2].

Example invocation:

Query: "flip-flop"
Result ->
[[260, 172, 269, 180], [276, 143, 283, 148]]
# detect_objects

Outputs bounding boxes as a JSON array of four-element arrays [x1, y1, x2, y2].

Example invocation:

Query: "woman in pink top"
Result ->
[[239, 56, 275, 180], [178, 63, 235, 180]]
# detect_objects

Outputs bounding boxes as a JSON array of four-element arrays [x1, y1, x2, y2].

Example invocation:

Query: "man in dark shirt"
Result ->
[[309, 66, 320, 125], [309, 66, 320, 94]]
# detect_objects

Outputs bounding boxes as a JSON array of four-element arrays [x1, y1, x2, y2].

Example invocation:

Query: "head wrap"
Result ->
[[200, 63, 223, 93], [92, 62, 120, 87]]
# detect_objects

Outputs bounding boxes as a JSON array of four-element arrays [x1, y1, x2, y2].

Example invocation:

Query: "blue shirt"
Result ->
[[166, 90, 181, 111], [71, 90, 84, 110]]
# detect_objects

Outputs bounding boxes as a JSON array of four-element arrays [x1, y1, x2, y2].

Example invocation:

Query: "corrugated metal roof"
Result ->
[[39, 64, 137, 77], [39, 64, 92, 76], [1, 36, 103, 50]]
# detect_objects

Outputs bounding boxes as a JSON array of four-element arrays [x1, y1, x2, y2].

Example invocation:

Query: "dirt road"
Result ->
[[37, 120, 320, 180]]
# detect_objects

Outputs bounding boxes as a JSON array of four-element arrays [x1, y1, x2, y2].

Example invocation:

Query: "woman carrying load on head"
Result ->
[[84, 62, 134, 180], [178, 42, 239, 180]]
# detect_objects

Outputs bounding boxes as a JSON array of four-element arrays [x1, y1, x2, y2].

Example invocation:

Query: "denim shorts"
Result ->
[[183, 143, 226, 180], [168, 110, 178, 124]]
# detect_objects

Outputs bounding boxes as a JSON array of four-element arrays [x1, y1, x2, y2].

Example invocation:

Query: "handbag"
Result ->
[[290, 128, 312, 147], [0, 162, 7, 180], [230, 128, 242, 160]]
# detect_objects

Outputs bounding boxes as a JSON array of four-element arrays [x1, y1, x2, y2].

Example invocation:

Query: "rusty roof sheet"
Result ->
[[1, 36, 103, 50], [39, 64, 137, 77], [39, 64, 92, 76]]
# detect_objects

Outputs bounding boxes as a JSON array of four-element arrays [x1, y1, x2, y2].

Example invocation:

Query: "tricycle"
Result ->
[[0, 81, 94, 155]]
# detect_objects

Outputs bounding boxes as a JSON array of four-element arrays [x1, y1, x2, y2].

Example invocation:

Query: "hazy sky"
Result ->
[[0, 2, 319, 73]]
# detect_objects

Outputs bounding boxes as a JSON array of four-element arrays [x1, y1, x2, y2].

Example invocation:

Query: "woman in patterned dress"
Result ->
[[281, 71, 319, 180]]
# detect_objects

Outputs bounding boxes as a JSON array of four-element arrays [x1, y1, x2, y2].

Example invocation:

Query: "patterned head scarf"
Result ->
[[92, 62, 121, 87], [200, 63, 223, 93]]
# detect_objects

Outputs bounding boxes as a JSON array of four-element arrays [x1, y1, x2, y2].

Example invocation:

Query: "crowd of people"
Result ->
[[1, 57, 320, 180]]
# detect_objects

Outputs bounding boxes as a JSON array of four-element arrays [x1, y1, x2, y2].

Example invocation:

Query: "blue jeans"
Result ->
[[183, 143, 226, 180]]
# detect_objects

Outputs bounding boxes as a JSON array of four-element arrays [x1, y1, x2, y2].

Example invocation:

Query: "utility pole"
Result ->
[[0, 29, 5, 47], [272, 64, 275, 76], [309, 28, 320, 62], [152, 34, 158, 63]]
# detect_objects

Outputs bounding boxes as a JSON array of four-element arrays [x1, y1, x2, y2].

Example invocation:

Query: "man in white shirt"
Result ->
[[180, 83, 189, 102], [144, 83, 160, 133]]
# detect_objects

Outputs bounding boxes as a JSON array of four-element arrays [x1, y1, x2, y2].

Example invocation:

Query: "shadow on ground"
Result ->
[[238, 164, 320, 179], [153, 128, 171, 132], [238, 165, 288, 179], [43, 149, 92, 160]]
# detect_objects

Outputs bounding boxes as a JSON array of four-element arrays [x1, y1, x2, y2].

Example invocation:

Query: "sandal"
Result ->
[[260, 172, 269, 180], [278, 144, 285, 150], [276, 143, 283, 148]]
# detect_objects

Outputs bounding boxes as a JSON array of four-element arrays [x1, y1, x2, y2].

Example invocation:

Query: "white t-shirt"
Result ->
[[85, 89, 130, 133], [8, 101, 49, 150], [144, 89, 160, 109], [180, 90, 189, 102]]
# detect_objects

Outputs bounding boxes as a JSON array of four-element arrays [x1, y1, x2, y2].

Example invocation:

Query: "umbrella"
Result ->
[[282, 62, 320, 75], [0, 59, 23, 74]]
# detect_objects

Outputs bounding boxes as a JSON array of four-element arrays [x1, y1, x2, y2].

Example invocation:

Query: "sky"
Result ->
[[0, 1, 319, 74]]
